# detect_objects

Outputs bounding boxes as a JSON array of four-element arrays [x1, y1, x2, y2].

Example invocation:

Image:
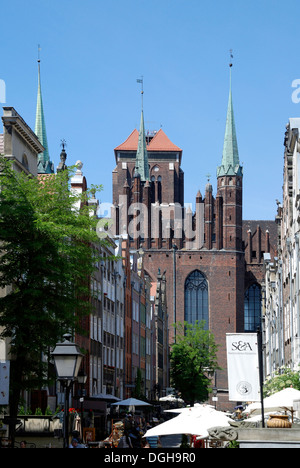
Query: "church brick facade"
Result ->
[[111, 78, 277, 409]]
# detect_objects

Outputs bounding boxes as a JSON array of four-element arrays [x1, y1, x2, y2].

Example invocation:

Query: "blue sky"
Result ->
[[1, 0, 300, 219]]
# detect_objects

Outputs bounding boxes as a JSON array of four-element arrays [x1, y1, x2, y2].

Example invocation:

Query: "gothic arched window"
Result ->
[[150, 176, 155, 203], [244, 283, 262, 332], [184, 270, 209, 329], [157, 175, 162, 203]]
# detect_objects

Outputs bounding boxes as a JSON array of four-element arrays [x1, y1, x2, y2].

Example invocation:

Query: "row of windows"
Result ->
[[184, 270, 262, 332]]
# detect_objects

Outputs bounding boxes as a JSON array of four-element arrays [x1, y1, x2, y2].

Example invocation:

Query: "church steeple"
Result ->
[[217, 65, 242, 178], [216, 58, 243, 252], [134, 78, 149, 182], [35, 48, 54, 174]]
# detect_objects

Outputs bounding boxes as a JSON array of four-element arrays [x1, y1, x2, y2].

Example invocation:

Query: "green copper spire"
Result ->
[[135, 109, 150, 182], [217, 67, 242, 178], [135, 77, 149, 182], [35, 54, 54, 174]]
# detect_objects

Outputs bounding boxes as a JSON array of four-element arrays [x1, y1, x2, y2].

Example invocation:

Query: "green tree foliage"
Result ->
[[0, 157, 105, 416], [170, 321, 220, 405], [264, 367, 300, 397]]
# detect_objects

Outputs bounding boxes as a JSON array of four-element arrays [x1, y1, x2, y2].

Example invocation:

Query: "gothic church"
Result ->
[[112, 71, 277, 408]]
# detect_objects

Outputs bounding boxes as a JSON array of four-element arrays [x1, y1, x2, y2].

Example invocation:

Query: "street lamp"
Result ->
[[52, 334, 84, 448], [52, 333, 83, 382], [212, 386, 218, 409]]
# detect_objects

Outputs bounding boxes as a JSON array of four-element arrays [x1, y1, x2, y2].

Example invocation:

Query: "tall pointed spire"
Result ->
[[217, 61, 242, 178], [135, 77, 149, 182], [35, 46, 54, 174]]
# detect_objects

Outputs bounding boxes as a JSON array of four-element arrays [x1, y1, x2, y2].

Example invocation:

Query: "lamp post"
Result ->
[[212, 372, 218, 409], [77, 369, 87, 439], [52, 334, 83, 448], [212, 386, 218, 409]]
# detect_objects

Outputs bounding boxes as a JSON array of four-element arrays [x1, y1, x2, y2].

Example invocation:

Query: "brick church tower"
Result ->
[[217, 68, 243, 253], [112, 71, 276, 409]]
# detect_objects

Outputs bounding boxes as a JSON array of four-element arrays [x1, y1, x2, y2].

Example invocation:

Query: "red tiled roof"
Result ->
[[114, 129, 139, 151], [114, 128, 181, 153], [148, 129, 182, 152]]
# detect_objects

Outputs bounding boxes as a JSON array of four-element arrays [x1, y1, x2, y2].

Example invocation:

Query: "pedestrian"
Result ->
[[69, 438, 79, 448], [69, 438, 86, 448], [124, 413, 134, 432], [20, 440, 27, 448], [129, 425, 142, 448], [141, 418, 147, 433], [117, 431, 133, 448]]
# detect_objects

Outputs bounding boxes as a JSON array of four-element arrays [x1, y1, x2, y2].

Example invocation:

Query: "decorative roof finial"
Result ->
[[61, 138, 67, 151], [137, 76, 144, 111], [57, 139, 67, 172], [134, 76, 149, 182], [229, 49, 233, 68]]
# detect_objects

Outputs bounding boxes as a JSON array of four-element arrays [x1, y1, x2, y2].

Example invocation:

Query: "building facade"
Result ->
[[150, 269, 169, 399], [71, 161, 166, 403], [264, 118, 300, 378]]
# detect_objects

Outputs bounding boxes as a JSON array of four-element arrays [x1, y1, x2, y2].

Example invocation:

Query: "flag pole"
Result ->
[[257, 327, 265, 428]]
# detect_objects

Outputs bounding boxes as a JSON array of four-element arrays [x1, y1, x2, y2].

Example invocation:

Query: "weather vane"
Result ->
[[136, 76, 144, 110], [61, 139, 67, 150], [38, 44, 41, 64]]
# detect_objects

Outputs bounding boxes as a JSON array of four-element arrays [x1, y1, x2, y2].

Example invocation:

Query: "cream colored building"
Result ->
[[0, 107, 44, 365], [0, 107, 43, 176], [264, 118, 300, 377]]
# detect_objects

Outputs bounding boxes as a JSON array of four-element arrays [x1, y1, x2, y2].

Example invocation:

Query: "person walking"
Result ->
[[117, 431, 133, 448]]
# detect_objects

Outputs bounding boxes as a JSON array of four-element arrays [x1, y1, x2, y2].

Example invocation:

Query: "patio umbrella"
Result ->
[[159, 395, 184, 404], [112, 397, 152, 413], [91, 393, 121, 402], [111, 398, 152, 407], [244, 388, 300, 421], [144, 406, 232, 438]]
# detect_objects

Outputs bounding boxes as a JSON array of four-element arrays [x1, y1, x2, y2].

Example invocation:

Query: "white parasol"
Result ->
[[144, 406, 232, 438], [159, 395, 184, 404], [244, 387, 300, 417]]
